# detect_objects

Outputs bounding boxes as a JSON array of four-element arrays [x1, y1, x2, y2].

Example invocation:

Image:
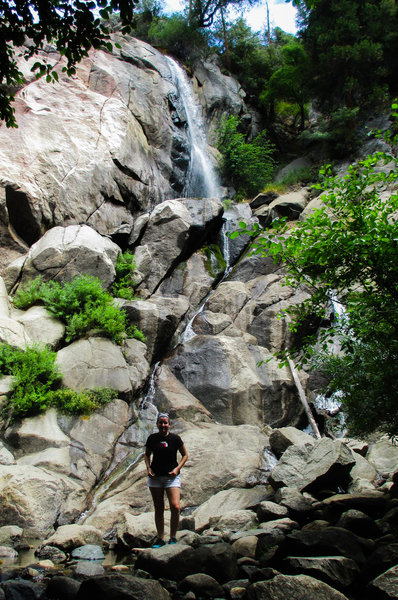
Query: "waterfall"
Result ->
[[166, 56, 220, 199]]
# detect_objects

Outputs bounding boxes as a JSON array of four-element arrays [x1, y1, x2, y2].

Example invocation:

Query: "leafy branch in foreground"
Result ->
[[233, 147, 398, 437], [1, 0, 136, 127]]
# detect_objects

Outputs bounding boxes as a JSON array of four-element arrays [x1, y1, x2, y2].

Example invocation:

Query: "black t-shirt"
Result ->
[[145, 432, 184, 476]]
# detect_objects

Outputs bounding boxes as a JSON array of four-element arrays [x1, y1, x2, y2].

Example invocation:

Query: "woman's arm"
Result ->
[[169, 444, 188, 476], [144, 448, 155, 477]]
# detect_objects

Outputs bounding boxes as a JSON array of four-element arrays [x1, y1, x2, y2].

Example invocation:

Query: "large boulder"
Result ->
[[269, 426, 315, 458], [165, 335, 300, 427], [254, 188, 310, 226], [135, 542, 239, 583], [284, 556, 360, 588], [193, 486, 268, 531], [0, 315, 30, 349], [7, 400, 129, 502], [5, 408, 70, 454], [268, 438, 356, 492], [368, 564, 398, 598], [116, 512, 157, 548], [153, 364, 212, 422], [122, 295, 189, 363], [15, 306, 65, 349], [280, 527, 372, 567], [157, 250, 216, 312], [134, 200, 192, 295], [193, 58, 247, 143], [366, 437, 398, 476], [41, 524, 103, 552], [4, 225, 120, 292], [56, 337, 132, 394], [122, 338, 150, 394], [0, 37, 196, 248], [0, 464, 74, 537], [75, 574, 171, 600]]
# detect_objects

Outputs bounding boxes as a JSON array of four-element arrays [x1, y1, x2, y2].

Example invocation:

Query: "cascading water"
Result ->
[[77, 68, 254, 526], [308, 294, 348, 438], [166, 56, 220, 199]]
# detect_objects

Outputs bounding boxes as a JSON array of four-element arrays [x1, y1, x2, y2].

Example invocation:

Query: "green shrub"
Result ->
[[49, 387, 118, 415], [278, 166, 315, 187], [127, 324, 146, 344], [13, 274, 144, 345], [0, 342, 117, 422], [112, 251, 137, 300], [0, 344, 61, 419], [217, 115, 275, 199], [12, 277, 43, 309]]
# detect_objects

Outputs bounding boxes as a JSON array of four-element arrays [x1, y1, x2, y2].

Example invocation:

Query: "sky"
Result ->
[[163, 0, 298, 35]]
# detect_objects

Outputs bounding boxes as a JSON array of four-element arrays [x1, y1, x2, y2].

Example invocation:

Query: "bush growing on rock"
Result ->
[[13, 274, 145, 345], [0, 343, 117, 422], [112, 251, 137, 301]]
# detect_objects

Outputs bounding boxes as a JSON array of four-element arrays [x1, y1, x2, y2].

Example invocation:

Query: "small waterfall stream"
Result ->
[[78, 365, 160, 522], [180, 221, 233, 344], [166, 56, 220, 199]]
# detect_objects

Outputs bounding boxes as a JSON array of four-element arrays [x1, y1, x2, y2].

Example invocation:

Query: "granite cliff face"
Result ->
[[0, 35, 396, 576], [0, 34, 247, 259]]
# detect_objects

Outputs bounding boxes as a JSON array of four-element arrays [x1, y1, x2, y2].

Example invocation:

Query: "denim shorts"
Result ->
[[147, 474, 181, 488]]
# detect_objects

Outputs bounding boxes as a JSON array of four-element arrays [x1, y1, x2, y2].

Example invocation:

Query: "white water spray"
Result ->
[[166, 56, 220, 198]]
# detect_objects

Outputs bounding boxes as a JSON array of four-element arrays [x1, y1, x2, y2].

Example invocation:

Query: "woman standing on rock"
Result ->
[[145, 413, 188, 547]]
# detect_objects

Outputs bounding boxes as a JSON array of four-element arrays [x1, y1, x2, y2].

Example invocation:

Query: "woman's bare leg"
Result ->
[[150, 487, 165, 539], [166, 486, 181, 539]]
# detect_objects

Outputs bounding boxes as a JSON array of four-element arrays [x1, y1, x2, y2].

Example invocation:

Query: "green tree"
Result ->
[[217, 115, 274, 198], [293, 0, 396, 113], [212, 19, 284, 101], [234, 138, 398, 437], [148, 13, 209, 60], [262, 41, 310, 130], [0, 0, 136, 127]]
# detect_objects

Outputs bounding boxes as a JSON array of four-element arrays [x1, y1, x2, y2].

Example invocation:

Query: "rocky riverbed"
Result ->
[[0, 430, 397, 599]]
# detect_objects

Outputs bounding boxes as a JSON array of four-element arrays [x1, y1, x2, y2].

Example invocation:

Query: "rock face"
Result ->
[[0, 37, 246, 259]]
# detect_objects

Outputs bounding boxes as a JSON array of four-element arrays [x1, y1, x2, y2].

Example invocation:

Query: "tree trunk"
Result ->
[[287, 356, 321, 439], [221, 7, 231, 71]]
